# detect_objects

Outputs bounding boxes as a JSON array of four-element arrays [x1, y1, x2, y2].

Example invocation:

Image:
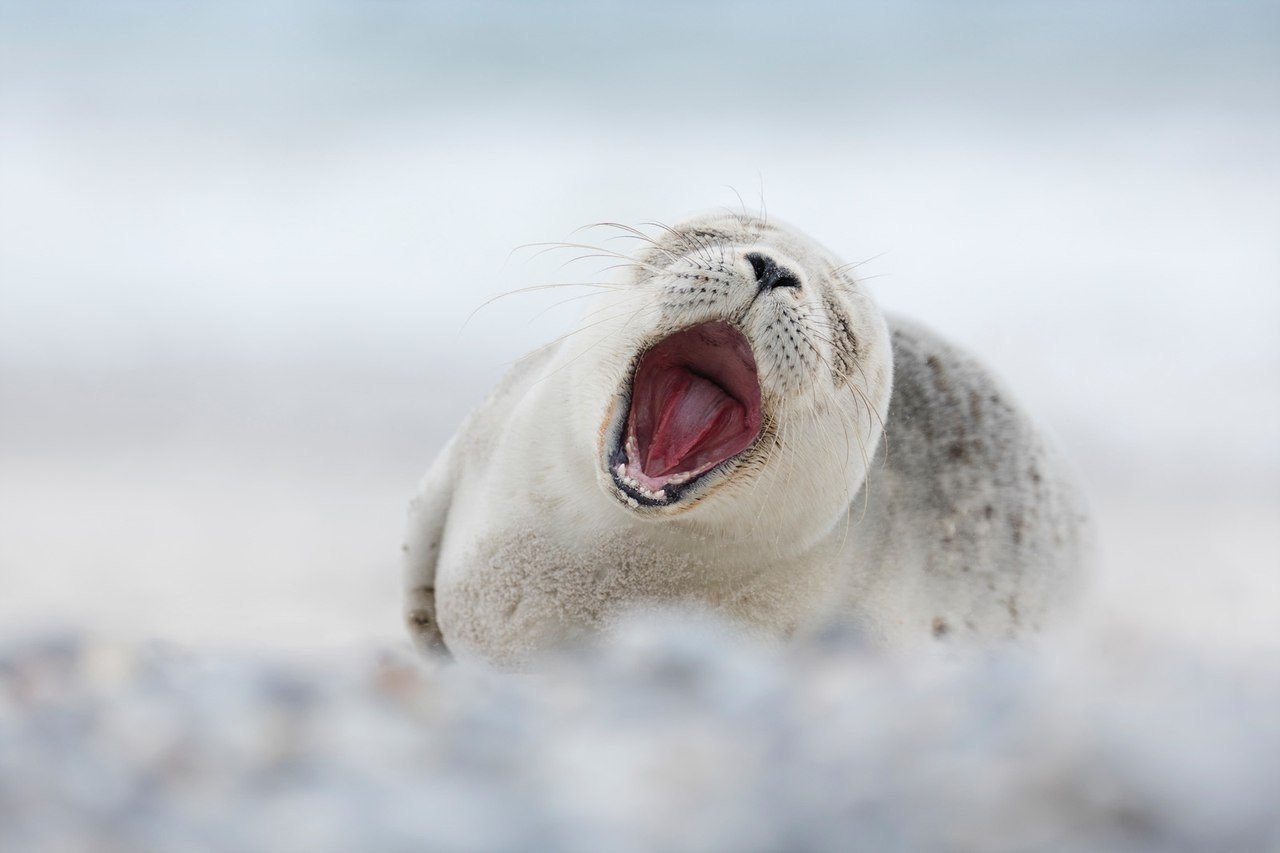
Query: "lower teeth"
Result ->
[[615, 462, 670, 502]]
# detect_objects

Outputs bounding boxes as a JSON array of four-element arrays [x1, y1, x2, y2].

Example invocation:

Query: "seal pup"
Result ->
[[404, 213, 1088, 666]]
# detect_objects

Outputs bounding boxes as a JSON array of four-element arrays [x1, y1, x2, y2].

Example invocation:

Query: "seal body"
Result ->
[[404, 213, 1088, 666]]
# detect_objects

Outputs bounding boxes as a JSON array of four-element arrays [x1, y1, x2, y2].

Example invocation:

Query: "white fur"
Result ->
[[404, 213, 1087, 667]]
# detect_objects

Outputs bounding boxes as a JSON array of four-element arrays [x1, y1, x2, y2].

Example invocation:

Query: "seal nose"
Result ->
[[745, 252, 800, 291]]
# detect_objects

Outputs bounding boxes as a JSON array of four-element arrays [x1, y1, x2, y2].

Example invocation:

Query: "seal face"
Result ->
[[403, 212, 1089, 667], [569, 216, 894, 534]]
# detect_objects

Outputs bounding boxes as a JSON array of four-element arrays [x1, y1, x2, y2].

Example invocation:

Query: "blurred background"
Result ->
[[1, 0, 1276, 655]]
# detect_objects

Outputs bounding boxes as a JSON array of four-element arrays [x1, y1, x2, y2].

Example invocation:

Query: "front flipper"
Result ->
[[402, 438, 457, 656]]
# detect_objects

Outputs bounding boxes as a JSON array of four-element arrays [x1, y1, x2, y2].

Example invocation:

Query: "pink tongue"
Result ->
[[642, 369, 747, 477]]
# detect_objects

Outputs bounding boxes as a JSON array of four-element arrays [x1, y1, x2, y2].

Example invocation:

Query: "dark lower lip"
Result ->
[[606, 383, 682, 506], [607, 441, 694, 507], [607, 432, 758, 508]]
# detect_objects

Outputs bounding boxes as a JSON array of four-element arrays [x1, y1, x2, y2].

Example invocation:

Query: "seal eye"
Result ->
[[745, 252, 800, 291]]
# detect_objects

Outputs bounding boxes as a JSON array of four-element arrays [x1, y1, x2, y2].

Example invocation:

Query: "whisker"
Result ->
[[463, 282, 632, 328], [516, 241, 667, 276], [723, 184, 749, 221], [526, 289, 633, 324], [832, 250, 890, 276], [638, 219, 712, 266], [580, 222, 681, 262]]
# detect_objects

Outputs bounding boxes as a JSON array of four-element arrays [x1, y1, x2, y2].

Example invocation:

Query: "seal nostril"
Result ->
[[744, 252, 800, 291]]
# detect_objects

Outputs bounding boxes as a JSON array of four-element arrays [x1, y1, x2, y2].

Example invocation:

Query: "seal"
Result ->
[[404, 212, 1088, 666]]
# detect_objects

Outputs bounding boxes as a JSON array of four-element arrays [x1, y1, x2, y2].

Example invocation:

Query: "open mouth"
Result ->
[[610, 321, 762, 507]]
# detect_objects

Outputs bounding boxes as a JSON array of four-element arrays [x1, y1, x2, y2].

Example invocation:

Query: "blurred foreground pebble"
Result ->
[[1, 617, 1277, 853]]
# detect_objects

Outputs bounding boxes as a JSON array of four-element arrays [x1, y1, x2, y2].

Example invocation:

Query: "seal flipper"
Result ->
[[403, 437, 457, 656], [402, 342, 565, 657]]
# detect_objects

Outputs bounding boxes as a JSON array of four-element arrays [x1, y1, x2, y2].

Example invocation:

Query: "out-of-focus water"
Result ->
[[1, 1, 1277, 653]]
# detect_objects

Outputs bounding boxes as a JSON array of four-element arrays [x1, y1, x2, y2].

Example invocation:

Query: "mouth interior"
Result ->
[[621, 321, 762, 495]]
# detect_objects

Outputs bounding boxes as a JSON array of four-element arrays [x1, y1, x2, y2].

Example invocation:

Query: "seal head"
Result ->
[[573, 213, 892, 544]]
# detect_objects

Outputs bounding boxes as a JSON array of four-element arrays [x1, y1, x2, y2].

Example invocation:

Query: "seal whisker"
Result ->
[[517, 241, 669, 276], [464, 282, 634, 327], [721, 184, 750, 220], [579, 222, 683, 262], [831, 250, 890, 277], [526, 288, 646, 323], [849, 358, 891, 451], [640, 219, 717, 267], [553, 253, 650, 272], [827, 403, 866, 553], [755, 178, 769, 242]]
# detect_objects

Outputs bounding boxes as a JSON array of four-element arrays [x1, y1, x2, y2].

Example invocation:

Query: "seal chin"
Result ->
[[604, 321, 763, 511]]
